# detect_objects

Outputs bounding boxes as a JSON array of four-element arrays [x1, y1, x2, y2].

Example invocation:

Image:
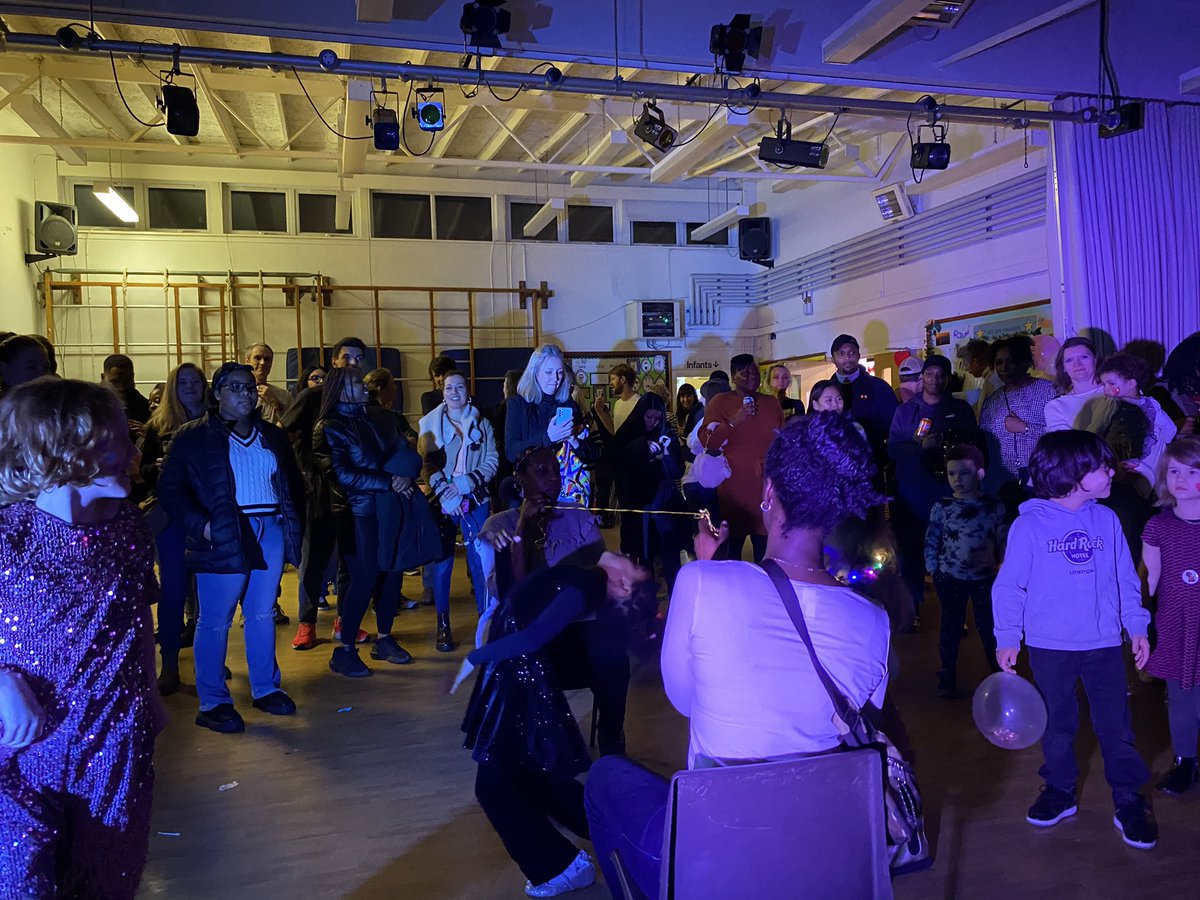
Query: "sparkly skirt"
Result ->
[[461, 614, 591, 780]]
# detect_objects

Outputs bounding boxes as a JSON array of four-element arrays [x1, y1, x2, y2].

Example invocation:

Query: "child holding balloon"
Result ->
[[1142, 435, 1200, 795], [992, 430, 1156, 850]]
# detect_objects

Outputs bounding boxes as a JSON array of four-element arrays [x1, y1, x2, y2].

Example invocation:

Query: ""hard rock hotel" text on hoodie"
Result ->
[[992, 498, 1150, 651]]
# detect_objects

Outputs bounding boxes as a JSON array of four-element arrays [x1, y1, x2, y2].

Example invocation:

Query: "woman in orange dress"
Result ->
[[700, 354, 784, 561]]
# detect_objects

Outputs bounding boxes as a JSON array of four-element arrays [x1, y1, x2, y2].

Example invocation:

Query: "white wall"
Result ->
[[753, 145, 1053, 371], [0, 131, 60, 334]]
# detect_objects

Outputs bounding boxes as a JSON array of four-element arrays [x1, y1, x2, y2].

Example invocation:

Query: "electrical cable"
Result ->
[[291, 66, 371, 140], [670, 101, 722, 149], [109, 51, 162, 128]]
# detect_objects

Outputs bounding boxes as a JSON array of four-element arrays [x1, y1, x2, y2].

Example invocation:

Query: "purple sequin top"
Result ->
[[0, 500, 163, 828]]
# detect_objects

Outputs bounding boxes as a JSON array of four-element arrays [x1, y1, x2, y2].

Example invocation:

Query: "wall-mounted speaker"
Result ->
[[34, 200, 78, 255], [738, 216, 772, 266]]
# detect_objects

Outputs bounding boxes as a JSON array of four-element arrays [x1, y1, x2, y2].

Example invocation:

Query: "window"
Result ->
[[509, 201, 557, 242], [567, 205, 613, 243], [372, 192, 432, 239], [298, 193, 352, 234], [148, 187, 207, 230], [686, 222, 730, 246], [435, 195, 492, 241], [631, 221, 677, 245], [230, 190, 287, 233], [73, 184, 137, 229]]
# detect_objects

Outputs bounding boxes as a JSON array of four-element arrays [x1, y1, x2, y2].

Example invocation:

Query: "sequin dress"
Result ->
[[0, 501, 163, 900]]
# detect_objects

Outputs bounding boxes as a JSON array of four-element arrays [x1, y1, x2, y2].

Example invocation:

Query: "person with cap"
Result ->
[[897, 355, 923, 404], [887, 354, 980, 628], [830, 335, 898, 467]]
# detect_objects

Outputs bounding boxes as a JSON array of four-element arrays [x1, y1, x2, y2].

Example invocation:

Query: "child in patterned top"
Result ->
[[924, 443, 1007, 698]]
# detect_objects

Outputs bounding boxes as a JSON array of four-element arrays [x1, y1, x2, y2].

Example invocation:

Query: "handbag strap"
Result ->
[[760, 560, 871, 743]]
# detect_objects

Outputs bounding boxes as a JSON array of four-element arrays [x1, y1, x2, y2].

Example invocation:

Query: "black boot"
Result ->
[[1156, 757, 1199, 795], [436, 612, 456, 652]]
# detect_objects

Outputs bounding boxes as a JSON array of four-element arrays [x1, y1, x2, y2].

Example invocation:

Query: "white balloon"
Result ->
[[972, 672, 1048, 750]]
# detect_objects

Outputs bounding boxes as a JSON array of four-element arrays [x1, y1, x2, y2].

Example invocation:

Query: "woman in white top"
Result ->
[[1045, 336, 1105, 432], [583, 413, 891, 899]]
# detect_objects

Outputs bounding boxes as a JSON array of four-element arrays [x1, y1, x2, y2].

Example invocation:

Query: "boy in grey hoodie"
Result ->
[[993, 430, 1156, 849]]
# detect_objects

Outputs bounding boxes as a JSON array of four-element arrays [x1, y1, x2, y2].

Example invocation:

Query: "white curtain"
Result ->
[[1050, 96, 1200, 354]]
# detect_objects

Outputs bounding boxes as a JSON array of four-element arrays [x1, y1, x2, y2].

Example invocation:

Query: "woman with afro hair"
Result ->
[[582, 413, 894, 899]]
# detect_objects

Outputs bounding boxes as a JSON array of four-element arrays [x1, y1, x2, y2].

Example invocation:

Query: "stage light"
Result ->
[[368, 106, 400, 150], [460, 0, 511, 50], [1098, 101, 1144, 139], [544, 65, 563, 86], [633, 102, 677, 152], [157, 82, 200, 137], [92, 182, 138, 223], [757, 113, 828, 168], [709, 13, 762, 75], [411, 87, 446, 132], [911, 122, 951, 170]]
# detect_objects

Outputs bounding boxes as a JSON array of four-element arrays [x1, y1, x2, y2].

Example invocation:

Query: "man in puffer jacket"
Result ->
[[419, 370, 499, 651]]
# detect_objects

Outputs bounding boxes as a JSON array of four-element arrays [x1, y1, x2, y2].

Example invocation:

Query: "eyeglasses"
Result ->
[[219, 381, 257, 395]]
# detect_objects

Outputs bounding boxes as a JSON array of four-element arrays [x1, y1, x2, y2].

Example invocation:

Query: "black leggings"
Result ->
[[337, 514, 382, 646], [475, 761, 589, 886]]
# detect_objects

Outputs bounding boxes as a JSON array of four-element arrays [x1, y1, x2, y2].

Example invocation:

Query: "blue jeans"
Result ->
[[584, 755, 669, 900], [1027, 646, 1150, 807], [194, 515, 285, 710], [426, 501, 490, 616]]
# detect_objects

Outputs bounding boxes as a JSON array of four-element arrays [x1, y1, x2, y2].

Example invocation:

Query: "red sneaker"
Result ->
[[332, 617, 370, 644], [291, 622, 317, 651]]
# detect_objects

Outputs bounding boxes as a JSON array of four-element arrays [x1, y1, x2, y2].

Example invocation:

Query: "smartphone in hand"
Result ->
[[553, 406, 573, 428]]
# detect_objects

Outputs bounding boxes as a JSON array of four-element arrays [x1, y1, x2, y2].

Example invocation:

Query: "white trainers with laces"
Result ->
[[523, 850, 595, 897]]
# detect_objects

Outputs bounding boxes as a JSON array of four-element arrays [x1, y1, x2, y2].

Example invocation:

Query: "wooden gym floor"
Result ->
[[138, 550, 1199, 900]]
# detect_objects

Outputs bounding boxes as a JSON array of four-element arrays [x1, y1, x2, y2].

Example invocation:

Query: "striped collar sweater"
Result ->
[[227, 427, 280, 513]]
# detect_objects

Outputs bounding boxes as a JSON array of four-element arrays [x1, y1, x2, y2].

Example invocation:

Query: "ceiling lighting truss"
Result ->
[[20, 29, 1095, 129]]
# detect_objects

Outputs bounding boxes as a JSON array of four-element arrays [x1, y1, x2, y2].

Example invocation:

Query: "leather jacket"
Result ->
[[314, 401, 396, 517]]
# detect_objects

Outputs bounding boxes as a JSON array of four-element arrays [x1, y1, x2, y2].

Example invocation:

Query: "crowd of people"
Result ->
[[0, 322, 1198, 897]]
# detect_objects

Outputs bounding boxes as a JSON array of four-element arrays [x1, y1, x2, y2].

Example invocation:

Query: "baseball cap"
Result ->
[[898, 356, 923, 378], [830, 334, 859, 355], [922, 354, 952, 375]]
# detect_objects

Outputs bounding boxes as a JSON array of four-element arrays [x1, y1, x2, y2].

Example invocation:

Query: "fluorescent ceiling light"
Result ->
[[93, 182, 138, 223], [522, 197, 565, 238], [690, 204, 749, 242]]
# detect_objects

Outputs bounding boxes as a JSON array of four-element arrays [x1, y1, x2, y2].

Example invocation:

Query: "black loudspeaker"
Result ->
[[738, 217, 772, 262], [34, 201, 77, 255]]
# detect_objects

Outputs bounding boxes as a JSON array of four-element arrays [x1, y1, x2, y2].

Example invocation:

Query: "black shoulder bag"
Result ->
[[761, 560, 932, 875]]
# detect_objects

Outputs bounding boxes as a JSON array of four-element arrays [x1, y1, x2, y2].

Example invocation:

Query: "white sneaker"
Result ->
[[523, 850, 595, 897]]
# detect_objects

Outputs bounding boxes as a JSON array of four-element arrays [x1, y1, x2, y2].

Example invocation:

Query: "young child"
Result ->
[[0, 377, 164, 897], [1142, 436, 1200, 795], [924, 444, 1007, 698], [1097, 352, 1178, 484], [993, 430, 1156, 849]]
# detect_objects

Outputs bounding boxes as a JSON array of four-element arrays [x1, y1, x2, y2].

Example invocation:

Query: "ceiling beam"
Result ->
[[58, 78, 133, 139], [540, 112, 588, 162], [569, 131, 628, 188], [339, 80, 373, 176], [823, 0, 931, 64], [1181, 65, 1200, 95], [263, 37, 290, 153], [937, 0, 1097, 67], [0, 75, 86, 165], [477, 108, 532, 161], [649, 115, 739, 183], [176, 29, 242, 154], [0, 72, 38, 115], [427, 107, 471, 158]]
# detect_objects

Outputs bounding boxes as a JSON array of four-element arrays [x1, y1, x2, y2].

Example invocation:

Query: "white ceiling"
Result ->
[[1, 1, 1184, 189]]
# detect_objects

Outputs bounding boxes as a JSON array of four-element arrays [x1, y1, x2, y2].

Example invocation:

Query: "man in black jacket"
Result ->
[[831, 334, 898, 468]]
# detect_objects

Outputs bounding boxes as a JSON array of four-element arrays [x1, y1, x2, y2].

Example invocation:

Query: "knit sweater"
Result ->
[[227, 428, 280, 513]]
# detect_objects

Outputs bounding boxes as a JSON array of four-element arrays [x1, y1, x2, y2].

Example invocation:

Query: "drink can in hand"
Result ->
[[915, 417, 933, 439]]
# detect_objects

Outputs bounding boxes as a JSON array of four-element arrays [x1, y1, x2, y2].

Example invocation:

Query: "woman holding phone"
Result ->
[[505, 344, 595, 506]]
